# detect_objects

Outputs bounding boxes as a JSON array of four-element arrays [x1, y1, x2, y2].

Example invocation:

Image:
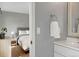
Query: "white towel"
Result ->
[[50, 21, 60, 38]]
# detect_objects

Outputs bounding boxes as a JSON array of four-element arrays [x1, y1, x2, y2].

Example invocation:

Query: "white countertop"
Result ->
[[54, 37, 79, 51]]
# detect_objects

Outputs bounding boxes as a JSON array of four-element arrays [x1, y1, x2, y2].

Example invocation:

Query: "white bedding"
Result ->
[[18, 35, 30, 51]]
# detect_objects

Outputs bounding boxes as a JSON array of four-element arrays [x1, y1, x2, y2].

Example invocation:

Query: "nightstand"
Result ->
[[11, 38, 17, 46]]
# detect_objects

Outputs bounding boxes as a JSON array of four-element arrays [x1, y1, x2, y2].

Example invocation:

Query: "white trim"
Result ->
[[29, 2, 35, 57]]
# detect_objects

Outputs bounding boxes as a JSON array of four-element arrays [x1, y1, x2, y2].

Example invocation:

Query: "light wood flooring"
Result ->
[[11, 45, 29, 57]]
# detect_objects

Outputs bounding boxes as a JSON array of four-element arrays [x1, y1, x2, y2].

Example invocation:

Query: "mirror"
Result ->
[[68, 2, 79, 37]]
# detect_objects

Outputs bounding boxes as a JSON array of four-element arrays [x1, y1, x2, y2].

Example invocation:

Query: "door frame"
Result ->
[[29, 2, 35, 57]]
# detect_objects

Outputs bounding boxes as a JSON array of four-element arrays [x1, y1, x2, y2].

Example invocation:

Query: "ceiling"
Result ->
[[0, 2, 30, 14]]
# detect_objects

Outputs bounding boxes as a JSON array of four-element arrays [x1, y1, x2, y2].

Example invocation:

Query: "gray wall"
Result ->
[[35, 2, 67, 57], [0, 11, 29, 37]]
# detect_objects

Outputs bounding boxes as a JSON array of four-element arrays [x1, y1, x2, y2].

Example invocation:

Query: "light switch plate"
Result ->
[[37, 27, 40, 35]]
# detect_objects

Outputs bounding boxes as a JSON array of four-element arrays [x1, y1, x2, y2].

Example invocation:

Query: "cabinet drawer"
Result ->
[[54, 44, 79, 57], [54, 52, 64, 57]]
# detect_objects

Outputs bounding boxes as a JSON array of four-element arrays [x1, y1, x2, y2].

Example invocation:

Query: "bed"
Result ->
[[16, 27, 30, 51]]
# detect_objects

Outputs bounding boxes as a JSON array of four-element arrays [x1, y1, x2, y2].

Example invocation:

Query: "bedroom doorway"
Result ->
[[0, 2, 31, 57]]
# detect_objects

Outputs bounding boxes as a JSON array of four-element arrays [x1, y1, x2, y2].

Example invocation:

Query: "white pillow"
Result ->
[[19, 30, 29, 35]]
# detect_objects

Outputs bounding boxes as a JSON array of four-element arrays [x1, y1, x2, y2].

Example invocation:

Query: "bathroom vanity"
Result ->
[[54, 2, 79, 57], [54, 38, 79, 57]]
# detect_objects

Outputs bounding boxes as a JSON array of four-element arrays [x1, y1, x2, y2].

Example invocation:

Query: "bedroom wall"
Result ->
[[35, 2, 67, 57], [0, 11, 29, 37]]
